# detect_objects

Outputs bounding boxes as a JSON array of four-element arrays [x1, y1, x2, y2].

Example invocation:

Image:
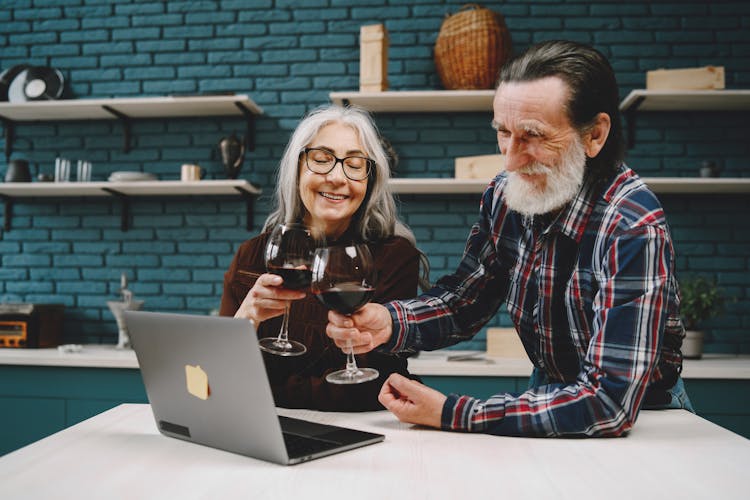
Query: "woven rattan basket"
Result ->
[[434, 4, 512, 90]]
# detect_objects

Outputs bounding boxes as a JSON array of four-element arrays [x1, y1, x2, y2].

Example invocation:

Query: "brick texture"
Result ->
[[0, 0, 748, 353]]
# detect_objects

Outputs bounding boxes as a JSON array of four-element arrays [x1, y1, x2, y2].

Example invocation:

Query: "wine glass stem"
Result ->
[[345, 339, 359, 374], [276, 303, 291, 344]]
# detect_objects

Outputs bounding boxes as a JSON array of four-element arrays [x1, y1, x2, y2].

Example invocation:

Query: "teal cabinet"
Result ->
[[1, 366, 747, 456], [683, 379, 750, 439], [420, 375, 527, 399], [0, 365, 147, 456], [1, 397, 66, 456]]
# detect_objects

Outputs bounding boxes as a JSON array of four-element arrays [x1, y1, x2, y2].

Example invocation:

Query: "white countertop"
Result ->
[[1, 345, 748, 379], [0, 404, 747, 500]]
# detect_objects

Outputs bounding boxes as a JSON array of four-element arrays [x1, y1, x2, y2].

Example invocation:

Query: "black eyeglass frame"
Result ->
[[301, 147, 375, 181]]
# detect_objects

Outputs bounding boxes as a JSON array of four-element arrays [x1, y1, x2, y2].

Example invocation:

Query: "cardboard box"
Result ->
[[454, 154, 504, 180], [485, 327, 526, 358], [646, 66, 725, 90], [359, 24, 388, 92]]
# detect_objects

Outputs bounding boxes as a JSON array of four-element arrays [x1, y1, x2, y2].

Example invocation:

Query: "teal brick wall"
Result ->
[[1, 0, 749, 352]]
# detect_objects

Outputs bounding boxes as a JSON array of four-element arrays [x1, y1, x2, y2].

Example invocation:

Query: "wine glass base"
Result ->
[[326, 367, 379, 385], [258, 337, 307, 357]]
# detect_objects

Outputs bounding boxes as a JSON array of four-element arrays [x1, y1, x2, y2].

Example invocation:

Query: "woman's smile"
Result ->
[[319, 191, 348, 201], [299, 121, 369, 239]]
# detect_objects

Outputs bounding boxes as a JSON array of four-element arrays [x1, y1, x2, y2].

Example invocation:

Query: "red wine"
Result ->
[[314, 282, 375, 314], [267, 266, 312, 290]]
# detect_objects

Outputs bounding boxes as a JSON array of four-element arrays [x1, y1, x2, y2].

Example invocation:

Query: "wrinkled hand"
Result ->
[[325, 302, 393, 355], [378, 374, 447, 428], [234, 273, 306, 324]]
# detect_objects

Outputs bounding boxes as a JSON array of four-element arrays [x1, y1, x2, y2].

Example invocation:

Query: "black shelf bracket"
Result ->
[[101, 187, 131, 231], [624, 96, 645, 149], [0, 193, 13, 232], [0, 114, 15, 161], [101, 105, 133, 153], [234, 102, 256, 152], [235, 186, 258, 231]]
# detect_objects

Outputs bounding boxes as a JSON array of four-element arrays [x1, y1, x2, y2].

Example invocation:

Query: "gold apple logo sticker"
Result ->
[[185, 364, 210, 400]]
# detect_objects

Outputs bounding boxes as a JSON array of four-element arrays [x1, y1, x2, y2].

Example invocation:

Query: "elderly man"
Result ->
[[326, 40, 691, 437]]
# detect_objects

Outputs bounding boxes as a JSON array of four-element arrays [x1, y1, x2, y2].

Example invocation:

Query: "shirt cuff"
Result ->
[[441, 394, 492, 433], [380, 301, 409, 354]]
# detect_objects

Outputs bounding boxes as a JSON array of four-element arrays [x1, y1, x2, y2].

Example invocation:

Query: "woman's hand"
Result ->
[[234, 273, 306, 324], [325, 302, 393, 354]]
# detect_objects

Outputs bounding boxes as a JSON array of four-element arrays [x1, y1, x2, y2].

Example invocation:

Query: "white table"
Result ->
[[0, 404, 747, 500]]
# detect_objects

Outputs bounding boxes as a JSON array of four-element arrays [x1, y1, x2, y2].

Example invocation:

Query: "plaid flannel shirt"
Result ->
[[382, 165, 684, 437]]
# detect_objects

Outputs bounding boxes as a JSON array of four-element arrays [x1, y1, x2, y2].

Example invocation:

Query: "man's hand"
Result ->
[[325, 302, 393, 355], [378, 373, 447, 429]]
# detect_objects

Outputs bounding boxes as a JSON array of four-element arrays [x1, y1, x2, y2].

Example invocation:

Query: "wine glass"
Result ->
[[311, 244, 379, 384], [258, 222, 315, 356]]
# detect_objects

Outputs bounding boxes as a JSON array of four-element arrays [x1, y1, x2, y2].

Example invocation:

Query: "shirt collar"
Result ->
[[530, 165, 625, 243]]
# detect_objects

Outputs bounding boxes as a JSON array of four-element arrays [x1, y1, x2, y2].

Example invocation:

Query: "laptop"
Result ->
[[124, 310, 384, 465]]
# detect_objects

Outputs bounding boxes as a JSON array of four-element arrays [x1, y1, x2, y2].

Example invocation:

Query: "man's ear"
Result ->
[[583, 112, 611, 158]]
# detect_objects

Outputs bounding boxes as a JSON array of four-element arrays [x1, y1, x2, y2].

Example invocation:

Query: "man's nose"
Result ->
[[502, 137, 528, 172]]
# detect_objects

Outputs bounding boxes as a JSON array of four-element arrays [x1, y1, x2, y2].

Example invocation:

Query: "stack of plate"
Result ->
[[108, 171, 158, 182]]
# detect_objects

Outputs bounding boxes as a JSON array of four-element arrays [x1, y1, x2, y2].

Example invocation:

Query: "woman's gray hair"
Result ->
[[264, 104, 431, 290]]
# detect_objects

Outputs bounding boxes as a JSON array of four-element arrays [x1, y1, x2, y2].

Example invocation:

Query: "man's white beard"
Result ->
[[504, 136, 587, 217]]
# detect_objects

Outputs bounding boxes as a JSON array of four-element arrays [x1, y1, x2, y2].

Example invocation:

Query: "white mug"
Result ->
[[181, 164, 202, 181]]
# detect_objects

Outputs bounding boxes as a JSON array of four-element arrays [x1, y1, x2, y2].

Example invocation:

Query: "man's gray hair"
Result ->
[[497, 40, 625, 182]]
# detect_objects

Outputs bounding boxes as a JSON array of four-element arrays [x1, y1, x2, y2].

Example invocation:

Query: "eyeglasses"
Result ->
[[302, 147, 374, 181]]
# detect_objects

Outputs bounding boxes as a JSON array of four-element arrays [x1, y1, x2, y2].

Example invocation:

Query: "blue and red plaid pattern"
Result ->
[[382, 165, 684, 437]]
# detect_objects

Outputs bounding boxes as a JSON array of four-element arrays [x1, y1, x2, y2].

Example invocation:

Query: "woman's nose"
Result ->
[[325, 160, 348, 182]]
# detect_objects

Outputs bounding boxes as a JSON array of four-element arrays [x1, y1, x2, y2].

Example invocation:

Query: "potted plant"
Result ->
[[679, 276, 725, 359]]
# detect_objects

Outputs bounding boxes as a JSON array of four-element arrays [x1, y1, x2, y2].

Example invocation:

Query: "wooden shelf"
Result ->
[[329, 90, 494, 112], [325, 90, 749, 195], [641, 177, 750, 194], [619, 89, 750, 113], [619, 89, 750, 147], [390, 178, 488, 194], [388, 177, 750, 195], [0, 94, 263, 156], [332, 88, 750, 114], [0, 94, 263, 121], [0, 179, 260, 197], [0, 180, 262, 232]]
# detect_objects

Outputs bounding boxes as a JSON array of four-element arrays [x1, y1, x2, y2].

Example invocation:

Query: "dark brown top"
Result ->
[[220, 231, 420, 411]]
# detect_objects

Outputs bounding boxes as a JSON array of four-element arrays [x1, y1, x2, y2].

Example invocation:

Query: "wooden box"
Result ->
[[485, 327, 526, 358], [454, 154, 505, 180], [646, 66, 725, 90], [359, 24, 389, 92]]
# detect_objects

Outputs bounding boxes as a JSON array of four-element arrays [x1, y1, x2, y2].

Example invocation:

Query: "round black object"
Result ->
[[0, 64, 31, 101], [22, 66, 64, 101]]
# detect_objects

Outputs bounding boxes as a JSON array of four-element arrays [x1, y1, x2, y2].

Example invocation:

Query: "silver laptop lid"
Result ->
[[124, 311, 290, 464]]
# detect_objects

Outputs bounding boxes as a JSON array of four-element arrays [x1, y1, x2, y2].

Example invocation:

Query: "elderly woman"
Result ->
[[220, 104, 428, 411]]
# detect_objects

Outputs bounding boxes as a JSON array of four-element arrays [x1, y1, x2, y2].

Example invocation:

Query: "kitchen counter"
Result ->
[[2, 346, 749, 453], [1, 345, 748, 379], [1, 404, 748, 500]]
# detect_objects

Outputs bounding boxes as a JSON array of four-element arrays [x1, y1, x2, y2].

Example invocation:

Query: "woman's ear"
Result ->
[[584, 112, 611, 158]]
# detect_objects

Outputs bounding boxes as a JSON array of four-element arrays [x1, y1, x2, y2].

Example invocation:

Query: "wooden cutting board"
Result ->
[[485, 327, 527, 358], [454, 154, 504, 180]]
